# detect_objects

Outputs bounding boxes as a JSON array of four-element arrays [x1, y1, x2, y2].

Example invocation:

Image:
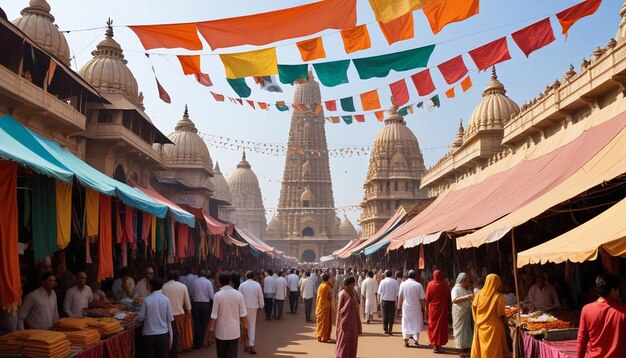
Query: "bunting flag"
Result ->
[[146, 54, 172, 103], [423, 0, 480, 34], [196, 0, 357, 49], [210, 91, 225, 102], [296, 37, 326, 61], [177, 55, 201, 75], [340, 97, 356, 112], [460, 75, 473, 92], [390, 79, 410, 106], [437, 55, 468, 84], [368, 0, 438, 23], [425, 94, 440, 111], [220, 48, 278, 79], [246, 100, 256, 109], [468, 37, 511, 70], [408, 105, 414, 114], [235, 98, 243, 105], [315, 104, 323, 114], [325, 100, 337, 111], [194, 73, 213, 87], [354, 114, 365, 122], [556, 0, 602, 36], [360, 90, 381, 111], [226, 78, 252, 98], [328, 116, 341, 123], [292, 104, 304, 112], [313, 60, 351, 87], [375, 111, 385, 121], [278, 64, 309, 85], [46, 59, 57, 86], [130, 23, 203, 50], [511, 18, 556, 57], [276, 101, 289, 111], [253, 76, 283, 92], [378, 12, 414, 45], [353, 44, 435, 79], [445, 87, 455, 98], [411, 69, 436, 96], [398, 107, 409, 116], [258, 102, 269, 110], [342, 115, 353, 124], [340, 25, 372, 54]]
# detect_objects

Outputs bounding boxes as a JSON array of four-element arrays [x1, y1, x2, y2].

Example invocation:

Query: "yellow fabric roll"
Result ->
[[55, 181, 72, 249], [85, 187, 99, 237]]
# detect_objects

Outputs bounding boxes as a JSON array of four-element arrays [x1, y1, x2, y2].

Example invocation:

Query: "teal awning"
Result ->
[[363, 239, 390, 256]]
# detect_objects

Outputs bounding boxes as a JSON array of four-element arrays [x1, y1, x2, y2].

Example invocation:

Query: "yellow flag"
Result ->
[[368, 0, 443, 23], [220, 47, 278, 79]]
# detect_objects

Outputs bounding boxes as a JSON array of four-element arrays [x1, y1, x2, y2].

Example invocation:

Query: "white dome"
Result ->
[[163, 107, 213, 170], [339, 216, 358, 237], [211, 162, 232, 204], [227, 152, 262, 191], [374, 106, 420, 144]]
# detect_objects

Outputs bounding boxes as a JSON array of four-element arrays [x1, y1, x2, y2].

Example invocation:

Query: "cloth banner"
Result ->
[[278, 64, 309, 85], [194, 73, 213, 87], [556, 0, 602, 36], [328, 116, 341, 123], [55, 180, 72, 250], [0, 161, 21, 311], [342, 116, 353, 124], [32, 174, 57, 260], [210, 92, 225, 102], [177, 55, 201, 75], [437, 55, 468, 84], [97, 194, 114, 281], [354, 115, 365, 122], [340, 97, 356, 112], [511, 18, 556, 57], [445, 87, 455, 98], [227, 78, 252, 98], [368, 0, 438, 23], [246, 100, 256, 109], [423, 0, 480, 34], [360, 90, 381, 111], [130, 23, 203, 50], [220, 48, 278, 79], [85, 187, 99, 237], [390, 79, 410, 106], [379, 12, 414, 45], [325, 100, 337, 111], [460, 76, 473, 92], [296, 37, 327, 61], [313, 60, 351, 87], [468, 37, 511, 71], [353, 44, 435, 79], [411, 69, 436, 96], [375, 111, 385, 121], [340, 25, 372, 54], [276, 102, 289, 111]]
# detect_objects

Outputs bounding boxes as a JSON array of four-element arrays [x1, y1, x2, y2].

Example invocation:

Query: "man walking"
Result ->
[[378, 270, 399, 335], [398, 270, 426, 347], [139, 278, 174, 358], [273, 271, 288, 320], [361, 271, 378, 323], [209, 273, 249, 358], [239, 271, 264, 355], [262, 270, 275, 320], [287, 269, 300, 314], [162, 270, 193, 356], [300, 271, 315, 322], [192, 270, 214, 350]]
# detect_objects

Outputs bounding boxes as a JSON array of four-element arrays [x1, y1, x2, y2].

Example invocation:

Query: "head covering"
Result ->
[[433, 270, 443, 281], [455, 272, 467, 286], [472, 273, 502, 326]]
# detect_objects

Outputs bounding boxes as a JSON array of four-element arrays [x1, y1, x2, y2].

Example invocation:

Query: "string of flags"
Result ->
[[263, 204, 363, 214]]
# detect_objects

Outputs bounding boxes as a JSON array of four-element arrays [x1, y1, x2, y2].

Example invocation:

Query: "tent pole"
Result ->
[[511, 228, 521, 324]]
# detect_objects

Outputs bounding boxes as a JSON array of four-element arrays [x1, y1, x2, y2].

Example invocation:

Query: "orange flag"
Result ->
[[460, 76, 473, 92], [360, 90, 381, 111], [210, 92, 225, 102], [368, 0, 443, 23], [379, 12, 414, 45], [297, 37, 326, 61], [177, 55, 202, 75], [423, 0, 480, 34], [445, 87, 455, 98], [354, 115, 365, 122], [292, 104, 304, 112], [556, 0, 602, 36], [130, 23, 203, 50], [340, 25, 372, 54], [375, 111, 385, 121], [258, 102, 269, 110], [328, 116, 341, 124]]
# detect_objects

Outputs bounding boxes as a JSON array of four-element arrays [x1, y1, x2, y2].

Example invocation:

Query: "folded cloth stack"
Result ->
[[22, 330, 71, 358], [85, 317, 122, 335], [54, 317, 90, 330], [0, 330, 32, 355], [63, 328, 101, 348]]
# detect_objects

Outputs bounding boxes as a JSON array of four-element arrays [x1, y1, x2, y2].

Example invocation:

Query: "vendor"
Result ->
[[91, 281, 107, 301], [17, 272, 59, 330], [112, 267, 136, 301], [135, 266, 155, 300], [526, 276, 560, 311], [63, 272, 93, 317]]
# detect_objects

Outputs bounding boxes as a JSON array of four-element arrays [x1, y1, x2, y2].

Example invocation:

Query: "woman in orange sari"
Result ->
[[316, 273, 335, 343], [471, 273, 510, 358], [336, 276, 361, 358]]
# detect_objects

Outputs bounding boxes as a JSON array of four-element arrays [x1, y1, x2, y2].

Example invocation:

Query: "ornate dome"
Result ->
[[78, 20, 142, 106], [163, 106, 214, 169], [374, 105, 419, 144], [227, 151, 263, 194], [339, 216, 358, 238], [465, 67, 519, 139], [210, 162, 232, 204], [13, 0, 70, 65]]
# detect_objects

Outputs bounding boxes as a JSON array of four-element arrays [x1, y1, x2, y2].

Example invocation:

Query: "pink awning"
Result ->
[[134, 186, 195, 228], [183, 206, 232, 236], [346, 207, 406, 257]]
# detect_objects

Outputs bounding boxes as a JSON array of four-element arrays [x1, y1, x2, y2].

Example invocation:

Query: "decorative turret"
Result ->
[[617, 1, 626, 43], [452, 119, 465, 147]]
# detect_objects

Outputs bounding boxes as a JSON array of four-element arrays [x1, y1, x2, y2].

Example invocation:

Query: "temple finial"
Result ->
[[105, 18, 114, 38], [491, 66, 497, 80]]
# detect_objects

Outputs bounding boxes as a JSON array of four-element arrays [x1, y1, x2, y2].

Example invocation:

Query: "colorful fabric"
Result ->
[[275, 103, 289, 112], [360, 90, 381, 111], [123, 205, 135, 244], [150, 215, 156, 250], [210, 92, 224, 102], [411, 69, 436, 96], [85, 188, 99, 237], [32, 174, 57, 260], [368, 0, 435, 23], [353, 44, 435, 79], [176, 55, 202, 75], [375, 111, 385, 121], [115, 200, 123, 244], [328, 116, 341, 124], [335, 289, 359, 358], [451, 273, 474, 349], [155, 218, 163, 253], [155, 78, 171, 104], [423, 0, 480, 34], [55, 180, 72, 250], [390, 79, 410, 106], [129, 23, 203, 50], [471, 274, 509, 358], [226, 78, 252, 98], [315, 281, 333, 341], [278, 64, 309, 85], [194, 73, 213, 87], [426, 270, 450, 346], [340, 25, 371, 54], [97, 195, 113, 282], [173, 313, 193, 352], [437, 55, 468, 84], [556, 0, 602, 36], [342, 116, 353, 124], [577, 299, 626, 358], [378, 12, 414, 45], [460, 76, 473, 92], [0, 161, 21, 311], [325, 100, 337, 111], [196, 0, 357, 49], [313, 60, 351, 87], [511, 18, 555, 57], [354, 115, 365, 123], [340, 97, 356, 112], [468, 37, 511, 71], [445, 87, 455, 98], [220, 48, 278, 79], [296, 37, 326, 61]]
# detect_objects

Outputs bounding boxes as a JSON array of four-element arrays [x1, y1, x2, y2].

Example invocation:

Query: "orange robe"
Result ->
[[471, 274, 509, 358], [173, 312, 193, 352], [316, 281, 333, 341]]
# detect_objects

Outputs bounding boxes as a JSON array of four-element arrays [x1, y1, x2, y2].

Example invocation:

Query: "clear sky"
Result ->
[[2, 0, 623, 230]]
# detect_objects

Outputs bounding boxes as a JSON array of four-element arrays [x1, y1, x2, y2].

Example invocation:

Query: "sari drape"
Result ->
[[335, 289, 359, 358], [425, 270, 449, 346], [316, 281, 333, 341], [471, 274, 509, 358]]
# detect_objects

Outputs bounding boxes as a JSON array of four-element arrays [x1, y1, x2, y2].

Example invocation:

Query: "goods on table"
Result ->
[[54, 317, 90, 330], [89, 299, 116, 309], [120, 312, 138, 325], [83, 307, 121, 317], [526, 320, 573, 331], [85, 317, 123, 336], [505, 306, 519, 317], [62, 328, 101, 348], [22, 330, 71, 358], [0, 330, 32, 355]]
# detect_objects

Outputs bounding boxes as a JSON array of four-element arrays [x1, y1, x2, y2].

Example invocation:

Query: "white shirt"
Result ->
[[361, 277, 379, 299], [112, 277, 135, 301], [273, 277, 288, 300], [526, 283, 560, 311], [211, 285, 247, 340], [378, 277, 400, 301], [162, 280, 191, 316], [301, 277, 315, 300], [263, 276, 275, 294], [238, 279, 264, 309], [135, 278, 151, 299], [399, 279, 425, 309], [181, 274, 199, 298], [193, 277, 215, 303], [287, 274, 300, 292], [63, 286, 93, 317], [18, 287, 59, 330]]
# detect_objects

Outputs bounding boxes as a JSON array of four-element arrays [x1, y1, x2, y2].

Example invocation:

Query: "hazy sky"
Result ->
[[2, 0, 622, 229]]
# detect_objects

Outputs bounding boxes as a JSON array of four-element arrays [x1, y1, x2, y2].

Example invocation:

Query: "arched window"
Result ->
[[302, 227, 315, 237], [303, 200, 310, 208]]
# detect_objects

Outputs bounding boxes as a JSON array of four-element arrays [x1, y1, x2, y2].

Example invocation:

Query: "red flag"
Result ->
[[354, 114, 365, 122], [156, 79, 171, 103], [194, 73, 213, 87], [460, 76, 473, 92], [210, 91, 225, 102], [247, 100, 256, 109], [378, 12, 414, 45], [410, 69, 435, 96], [556, 0, 602, 36], [236, 98, 243, 105], [437, 55, 468, 84], [390, 79, 410, 107], [511, 18, 556, 57], [468, 37, 511, 71], [325, 100, 337, 111], [375, 111, 384, 121]]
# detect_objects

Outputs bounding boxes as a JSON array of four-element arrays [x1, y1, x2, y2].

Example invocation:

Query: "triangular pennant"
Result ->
[[375, 111, 385, 121], [210, 91, 225, 102], [156, 79, 171, 104], [247, 100, 256, 109], [194, 73, 213, 87]]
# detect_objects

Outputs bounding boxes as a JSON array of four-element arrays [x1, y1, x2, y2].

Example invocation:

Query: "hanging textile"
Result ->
[[445, 87, 455, 98], [85, 188, 99, 237], [296, 37, 327, 61], [194, 73, 213, 87], [258, 102, 269, 110], [115, 200, 123, 244], [468, 37, 511, 71], [398, 107, 409, 116], [0, 161, 21, 311], [156, 79, 171, 104], [55, 180, 72, 250], [360, 90, 381, 111], [328, 116, 341, 124], [325, 100, 337, 111], [32, 174, 57, 260], [226, 78, 252, 98], [411, 69, 436, 96], [556, 0, 602, 36], [354, 115, 365, 122], [353, 44, 435, 79], [97, 194, 113, 282], [426, 94, 441, 110], [129, 23, 203, 50], [340, 25, 372, 54], [390, 79, 410, 106], [165, 217, 173, 257], [155, 218, 163, 253], [313, 60, 351, 87], [210, 92, 225, 102], [423, 0, 480, 34], [196, 0, 357, 49], [368, 0, 436, 23], [275, 102, 289, 111], [177, 224, 189, 258], [142, 212, 152, 245], [437, 55, 468, 84], [247, 100, 256, 109], [511, 18, 556, 57], [220, 48, 278, 79], [460, 76, 473, 92], [342, 116, 353, 124], [378, 12, 414, 45], [375, 111, 385, 121], [176, 55, 202, 75], [278, 64, 309, 85], [340, 97, 356, 112], [124, 205, 135, 244], [150, 215, 156, 250]]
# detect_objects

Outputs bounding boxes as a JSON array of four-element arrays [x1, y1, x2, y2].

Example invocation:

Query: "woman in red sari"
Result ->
[[426, 270, 450, 353], [335, 276, 361, 358]]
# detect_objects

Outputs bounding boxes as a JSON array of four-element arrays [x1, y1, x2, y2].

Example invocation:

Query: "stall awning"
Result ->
[[387, 102, 626, 251], [402, 231, 442, 249], [333, 239, 361, 256], [224, 234, 248, 247], [344, 207, 406, 257], [134, 186, 195, 228], [235, 228, 277, 256]]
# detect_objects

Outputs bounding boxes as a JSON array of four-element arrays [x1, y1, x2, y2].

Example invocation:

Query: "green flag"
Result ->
[[340, 97, 356, 112], [278, 64, 308, 84], [227, 78, 252, 98], [312, 60, 350, 87], [353, 44, 436, 80], [342, 116, 353, 124]]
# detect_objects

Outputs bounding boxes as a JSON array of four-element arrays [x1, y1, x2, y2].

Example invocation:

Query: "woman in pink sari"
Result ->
[[336, 276, 361, 358]]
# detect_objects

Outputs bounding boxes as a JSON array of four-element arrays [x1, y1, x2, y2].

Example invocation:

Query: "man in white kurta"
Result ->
[[398, 270, 426, 346], [360, 271, 379, 323], [238, 271, 264, 354]]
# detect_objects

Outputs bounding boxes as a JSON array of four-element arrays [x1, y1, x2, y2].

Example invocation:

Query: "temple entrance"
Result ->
[[300, 249, 316, 263]]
